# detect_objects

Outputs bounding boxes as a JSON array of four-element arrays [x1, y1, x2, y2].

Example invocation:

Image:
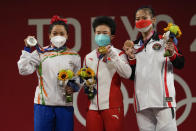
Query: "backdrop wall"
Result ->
[[0, 0, 196, 130]]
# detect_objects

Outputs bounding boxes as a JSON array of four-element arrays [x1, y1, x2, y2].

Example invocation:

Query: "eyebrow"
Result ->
[[96, 31, 108, 33]]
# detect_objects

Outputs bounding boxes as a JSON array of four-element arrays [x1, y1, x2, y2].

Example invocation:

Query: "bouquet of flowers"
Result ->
[[163, 23, 182, 57], [57, 69, 77, 102], [77, 67, 97, 99]]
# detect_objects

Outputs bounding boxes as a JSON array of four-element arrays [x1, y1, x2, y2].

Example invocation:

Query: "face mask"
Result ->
[[95, 34, 111, 47], [50, 36, 67, 48], [136, 19, 153, 33]]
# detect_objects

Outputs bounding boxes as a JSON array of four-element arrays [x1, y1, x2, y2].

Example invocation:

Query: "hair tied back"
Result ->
[[50, 15, 68, 24]]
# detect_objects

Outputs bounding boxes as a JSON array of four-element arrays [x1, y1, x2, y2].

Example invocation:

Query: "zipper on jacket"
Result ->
[[144, 42, 147, 52], [96, 59, 100, 110]]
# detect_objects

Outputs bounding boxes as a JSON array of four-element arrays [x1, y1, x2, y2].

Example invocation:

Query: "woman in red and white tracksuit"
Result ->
[[84, 16, 132, 131], [123, 6, 185, 131]]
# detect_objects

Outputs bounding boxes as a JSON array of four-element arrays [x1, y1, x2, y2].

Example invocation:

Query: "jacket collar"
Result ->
[[134, 31, 160, 45]]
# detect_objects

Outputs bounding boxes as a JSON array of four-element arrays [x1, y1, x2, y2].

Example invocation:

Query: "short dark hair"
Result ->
[[135, 5, 155, 18], [49, 20, 69, 34], [92, 16, 116, 35]]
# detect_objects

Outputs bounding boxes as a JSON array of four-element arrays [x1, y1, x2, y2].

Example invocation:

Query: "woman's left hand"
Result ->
[[105, 45, 112, 54], [165, 42, 175, 56]]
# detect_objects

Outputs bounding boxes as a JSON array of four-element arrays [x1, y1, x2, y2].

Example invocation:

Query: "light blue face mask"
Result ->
[[95, 34, 111, 47]]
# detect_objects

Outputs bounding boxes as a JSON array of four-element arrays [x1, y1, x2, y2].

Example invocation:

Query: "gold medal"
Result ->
[[98, 46, 108, 54]]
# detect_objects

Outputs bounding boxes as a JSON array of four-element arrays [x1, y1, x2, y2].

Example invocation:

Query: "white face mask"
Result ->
[[50, 36, 67, 48], [137, 23, 152, 33]]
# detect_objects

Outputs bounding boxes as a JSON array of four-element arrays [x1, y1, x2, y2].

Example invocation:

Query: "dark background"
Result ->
[[0, 0, 196, 130]]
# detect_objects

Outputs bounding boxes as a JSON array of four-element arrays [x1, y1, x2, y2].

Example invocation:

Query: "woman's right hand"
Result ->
[[65, 86, 73, 95], [123, 40, 135, 59]]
